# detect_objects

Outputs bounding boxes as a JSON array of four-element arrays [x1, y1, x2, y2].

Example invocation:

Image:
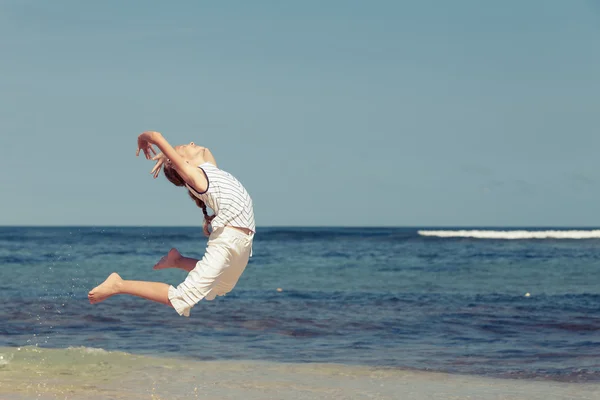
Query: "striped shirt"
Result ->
[[186, 162, 255, 233]]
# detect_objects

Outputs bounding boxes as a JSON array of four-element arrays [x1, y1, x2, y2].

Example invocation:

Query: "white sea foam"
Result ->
[[0, 353, 11, 366], [418, 230, 600, 239], [66, 346, 109, 354]]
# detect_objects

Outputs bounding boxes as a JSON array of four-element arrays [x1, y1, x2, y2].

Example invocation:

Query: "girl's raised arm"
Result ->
[[137, 131, 207, 191]]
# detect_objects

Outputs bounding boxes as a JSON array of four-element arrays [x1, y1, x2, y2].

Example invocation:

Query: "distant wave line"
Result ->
[[417, 230, 600, 239]]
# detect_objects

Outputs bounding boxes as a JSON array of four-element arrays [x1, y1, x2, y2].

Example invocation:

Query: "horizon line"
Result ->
[[2, 225, 600, 229]]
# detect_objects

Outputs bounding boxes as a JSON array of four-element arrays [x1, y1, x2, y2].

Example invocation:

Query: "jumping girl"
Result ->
[[88, 131, 255, 317]]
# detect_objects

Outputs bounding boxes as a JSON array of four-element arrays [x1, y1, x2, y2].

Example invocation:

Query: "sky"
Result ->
[[0, 0, 599, 227]]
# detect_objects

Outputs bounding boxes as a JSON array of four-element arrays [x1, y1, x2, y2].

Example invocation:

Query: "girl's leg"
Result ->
[[88, 273, 172, 306], [153, 248, 199, 272]]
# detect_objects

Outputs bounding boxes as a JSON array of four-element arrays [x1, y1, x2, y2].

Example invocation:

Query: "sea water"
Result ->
[[1, 227, 599, 398]]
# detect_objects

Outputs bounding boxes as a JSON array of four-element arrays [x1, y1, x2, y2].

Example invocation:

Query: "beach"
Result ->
[[3, 0, 599, 396], [1, 347, 598, 400]]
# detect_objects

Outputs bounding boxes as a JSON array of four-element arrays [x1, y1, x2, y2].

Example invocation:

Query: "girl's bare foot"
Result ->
[[88, 273, 123, 304], [153, 248, 182, 270]]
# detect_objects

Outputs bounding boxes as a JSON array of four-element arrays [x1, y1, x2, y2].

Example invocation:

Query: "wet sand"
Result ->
[[0, 347, 598, 400]]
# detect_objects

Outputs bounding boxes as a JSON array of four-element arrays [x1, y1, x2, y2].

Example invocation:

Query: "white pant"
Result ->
[[168, 226, 253, 317]]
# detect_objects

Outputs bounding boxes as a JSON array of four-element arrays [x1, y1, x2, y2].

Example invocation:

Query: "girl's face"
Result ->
[[175, 142, 202, 162]]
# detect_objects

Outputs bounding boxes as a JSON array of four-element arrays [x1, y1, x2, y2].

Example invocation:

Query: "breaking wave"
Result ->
[[418, 230, 600, 239]]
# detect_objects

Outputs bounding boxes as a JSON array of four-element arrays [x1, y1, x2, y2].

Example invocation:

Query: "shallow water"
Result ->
[[1, 347, 599, 400]]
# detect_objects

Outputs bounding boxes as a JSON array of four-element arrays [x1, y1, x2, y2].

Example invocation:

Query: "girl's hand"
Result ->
[[136, 131, 160, 159], [150, 152, 167, 179]]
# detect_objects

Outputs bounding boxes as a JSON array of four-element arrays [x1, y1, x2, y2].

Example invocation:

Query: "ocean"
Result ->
[[1, 226, 599, 399]]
